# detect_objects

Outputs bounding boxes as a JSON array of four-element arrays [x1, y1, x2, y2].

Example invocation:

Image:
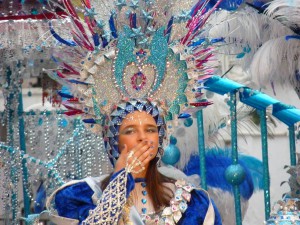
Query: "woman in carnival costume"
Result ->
[[44, 0, 245, 223], [47, 99, 222, 225]]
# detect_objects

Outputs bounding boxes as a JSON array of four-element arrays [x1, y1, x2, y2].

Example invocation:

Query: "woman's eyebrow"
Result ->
[[146, 124, 157, 128], [121, 124, 157, 129]]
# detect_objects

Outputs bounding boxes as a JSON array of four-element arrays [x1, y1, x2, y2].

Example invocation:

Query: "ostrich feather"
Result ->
[[206, 5, 300, 93], [208, 7, 295, 65], [208, 187, 249, 225], [183, 148, 264, 199], [173, 89, 273, 169], [174, 93, 230, 169], [250, 37, 300, 87], [265, 0, 300, 31]]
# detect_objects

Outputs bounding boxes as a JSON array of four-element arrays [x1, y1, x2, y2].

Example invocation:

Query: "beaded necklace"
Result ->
[[135, 178, 148, 215], [134, 178, 162, 224]]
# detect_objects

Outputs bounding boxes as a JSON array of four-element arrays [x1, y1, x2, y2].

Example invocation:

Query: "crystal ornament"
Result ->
[[131, 72, 147, 91], [266, 198, 300, 225]]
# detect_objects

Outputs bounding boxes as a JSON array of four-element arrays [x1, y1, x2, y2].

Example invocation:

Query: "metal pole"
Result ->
[[259, 109, 270, 220], [197, 110, 207, 190], [229, 91, 242, 225], [289, 125, 296, 166]]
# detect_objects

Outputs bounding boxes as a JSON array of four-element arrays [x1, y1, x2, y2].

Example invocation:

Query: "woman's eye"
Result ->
[[147, 128, 158, 133], [123, 129, 135, 134]]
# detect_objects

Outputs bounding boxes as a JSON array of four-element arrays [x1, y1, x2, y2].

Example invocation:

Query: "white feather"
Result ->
[[265, 0, 300, 29], [208, 187, 249, 225], [174, 93, 230, 169], [250, 37, 300, 87], [208, 7, 295, 66]]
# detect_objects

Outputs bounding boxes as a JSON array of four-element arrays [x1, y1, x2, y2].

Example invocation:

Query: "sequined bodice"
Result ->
[[127, 179, 195, 225]]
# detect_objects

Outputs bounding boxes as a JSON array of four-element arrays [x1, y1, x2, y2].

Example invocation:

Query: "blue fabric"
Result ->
[[55, 182, 96, 224], [55, 170, 135, 224], [34, 182, 46, 213], [178, 189, 222, 225], [55, 171, 220, 224]]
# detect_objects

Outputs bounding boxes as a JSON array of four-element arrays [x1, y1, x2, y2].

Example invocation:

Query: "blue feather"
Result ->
[[60, 86, 73, 102], [58, 91, 73, 99], [165, 16, 174, 43], [132, 13, 137, 28], [109, 15, 118, 38], [93, 33, 100, 46], [49, 22, 77, 46], [34, 182, 46, 213], [198, 0, 244, 11], [183, 148, 263, 200], [286, 35, 300, 41], [239, 153, 264, 191], [68, 79, 89, 85], [102, 36, 109, 48]]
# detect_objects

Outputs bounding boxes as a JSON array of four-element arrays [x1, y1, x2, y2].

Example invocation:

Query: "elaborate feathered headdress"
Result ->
[[46, 0, 226, 125]]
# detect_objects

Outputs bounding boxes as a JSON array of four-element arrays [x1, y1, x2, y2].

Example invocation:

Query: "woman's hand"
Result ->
[[114, 140, 154, 177]]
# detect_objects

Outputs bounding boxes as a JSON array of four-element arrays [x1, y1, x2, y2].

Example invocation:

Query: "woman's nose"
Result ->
[[137, 130, 147, 142]]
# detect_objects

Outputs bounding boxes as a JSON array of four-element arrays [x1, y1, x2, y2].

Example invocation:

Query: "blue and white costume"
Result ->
[[47, 167, 222, 225]]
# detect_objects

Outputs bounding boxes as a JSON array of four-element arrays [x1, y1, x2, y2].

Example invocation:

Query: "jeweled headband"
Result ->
[[105, 98, 165, 165]]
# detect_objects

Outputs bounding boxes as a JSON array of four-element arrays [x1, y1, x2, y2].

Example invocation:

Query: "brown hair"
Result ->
[[101, 158, 175, 212]]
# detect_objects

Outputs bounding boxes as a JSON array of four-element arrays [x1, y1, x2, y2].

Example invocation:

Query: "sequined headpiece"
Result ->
[[105, 98, 165, 165], [47, 0, 220, 161]]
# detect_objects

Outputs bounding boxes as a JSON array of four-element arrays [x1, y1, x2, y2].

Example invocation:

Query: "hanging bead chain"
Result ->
[[96, 135, 105, 175], [56, 112, 67, 178], [0, 148, 11, 218], [69, 123, 76, 180], [43, 112, 51, 161], [85, 132, 93, 177], [27, 114, 36, 154], [0, 107, 119, 219], [90, 136, 97, 176], [74, 120, 82, 179]]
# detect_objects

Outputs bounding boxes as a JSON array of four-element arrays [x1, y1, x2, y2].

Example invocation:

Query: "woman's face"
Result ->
[[118, 111, 159, 160]]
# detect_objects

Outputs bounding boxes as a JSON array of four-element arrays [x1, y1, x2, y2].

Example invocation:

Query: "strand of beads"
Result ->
[[56, 112, 72, 180], [43, 111, 51, 161], [96, 134, 113, 175], [134, 179, 148, 216], [0, 109, 114, 220], [141, 181, 148, 215]]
